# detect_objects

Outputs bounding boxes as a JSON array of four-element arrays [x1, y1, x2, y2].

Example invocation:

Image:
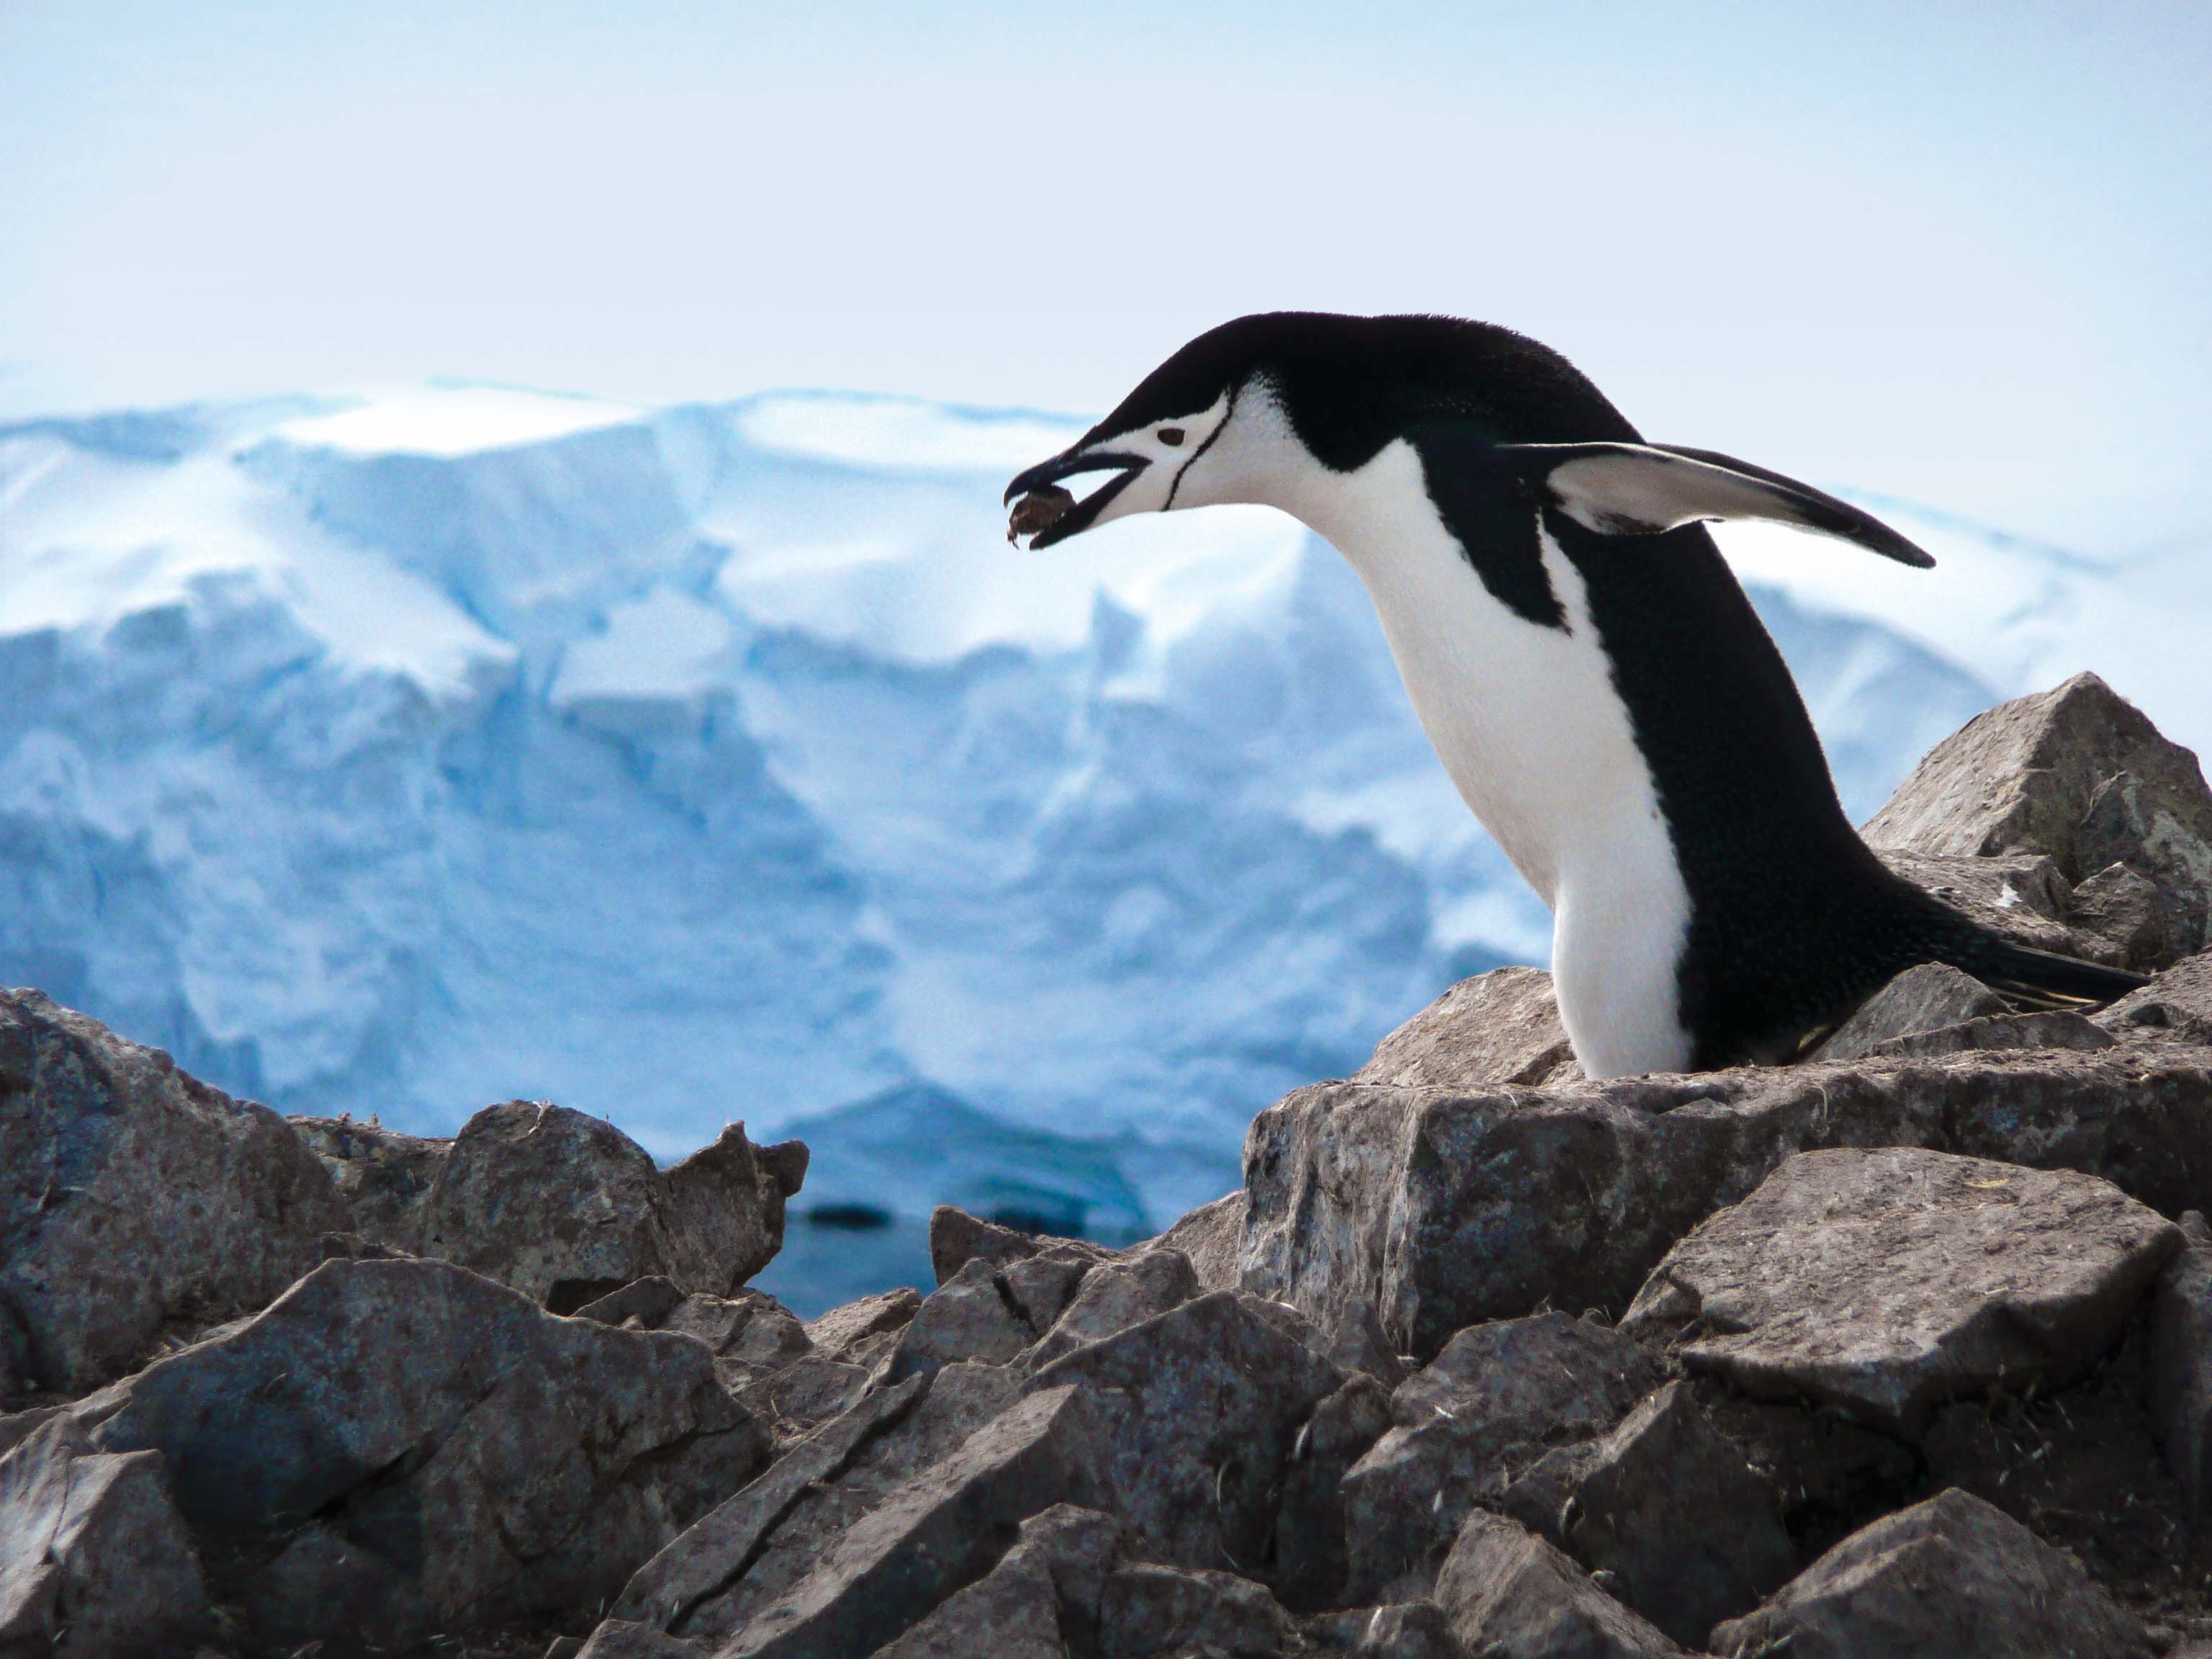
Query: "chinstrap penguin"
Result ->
[[1003, 311, 2143, 1077]]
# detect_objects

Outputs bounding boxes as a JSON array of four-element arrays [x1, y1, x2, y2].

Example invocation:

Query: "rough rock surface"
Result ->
[[416, 1102, 802, 1310], [1028, 1290, 1346, 1583], [1020, 1247, 1200, 1372], [75, 1254, 768, 1648], [2155, 1211, 2212, 1524], [2100, 948, 2212, 1048], [1244, 1050, 2212, 1360], [286, 1114, 449, 1251], [1712, 1487, 2154, 1658], [1142, 1189, 1246, 1293], [1807, 961, 2009, 1062], [927, 1203, 1115, 1285], [1351, 964, 1584, 1090], [1, 988, 349, 1397], [1623, 1147, 2181, 1435], [0, 1413, 208, 1656], [1499, 1380, 1793, 1645], [1339, 1313, 1666, 1603], [1432, 1508, 1681, 1659], [1863, 670, 2212, 961]]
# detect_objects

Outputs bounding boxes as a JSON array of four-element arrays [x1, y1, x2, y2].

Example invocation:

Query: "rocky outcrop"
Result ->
[[1, 989, 349, 1396], [1865, 670, 2212, 962], [8, 674, 2212, 1658]]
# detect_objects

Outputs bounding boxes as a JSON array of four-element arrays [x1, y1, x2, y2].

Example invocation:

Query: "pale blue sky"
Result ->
[[4, 2, 2207, 554]]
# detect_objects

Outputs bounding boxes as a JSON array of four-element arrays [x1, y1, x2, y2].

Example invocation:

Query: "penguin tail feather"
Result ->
[[1955, 936, 2149, 1011]]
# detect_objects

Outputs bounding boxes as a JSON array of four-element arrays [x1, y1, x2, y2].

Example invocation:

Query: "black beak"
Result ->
[[1003, 449, 1148, 549]]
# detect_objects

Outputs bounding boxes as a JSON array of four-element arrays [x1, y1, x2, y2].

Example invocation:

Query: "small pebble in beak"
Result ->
[[1007, 483, 1077, 545]]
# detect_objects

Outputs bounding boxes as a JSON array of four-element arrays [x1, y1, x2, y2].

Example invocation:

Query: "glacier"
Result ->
[[1, 382, 2195, 1272]]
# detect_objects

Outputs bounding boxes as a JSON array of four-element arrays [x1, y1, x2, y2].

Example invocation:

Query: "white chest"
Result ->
[[1287, 441, 1695, 1076]]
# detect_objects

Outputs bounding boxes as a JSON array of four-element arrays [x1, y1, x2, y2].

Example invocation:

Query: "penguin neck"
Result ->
[[1271, 439, 1699, 1075]]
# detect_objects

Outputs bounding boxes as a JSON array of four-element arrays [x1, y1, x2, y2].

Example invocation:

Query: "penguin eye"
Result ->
[[1156, 427, 1186, 446]]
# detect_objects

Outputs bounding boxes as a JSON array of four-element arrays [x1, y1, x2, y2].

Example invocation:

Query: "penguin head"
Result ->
[[1003, 312, 1632, 547]]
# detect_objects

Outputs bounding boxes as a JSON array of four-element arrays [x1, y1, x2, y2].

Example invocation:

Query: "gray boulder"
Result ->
[[1352, 965, 1583, 1090], [1143, 1189, 1246, 1293], [73, 1254, 768, 1647], [577, 1277, 817, 1398], [0, 1414, 207, 1656], [698, 1384, 1104, 1659], [1244, 1050, 2212, 1360], [286, 1113, 449, 1251], [1339, 1313, 1665, 1604], [1, 988, 349, 1396], [2069, 860, 2173, 968], [1499, 1380, 1794, 1646], [1099, 1561, 1298, 1658], [1623, 1147, 2180, 1437], [1026, 1290, 1346, 1583], [1711, 1487, 2154, 1658], [1807, 962, 2008, 1062], [2154, 1210, 2212, 1521], [1021, 1247, 1200, 1371], [1303, 1601, 1474, 1659], [1868, 1009, 2117, 1058], [806, 1287, 922, 1359], [927, 1203, 1113, 1285], [1272, 1372, 1394, 1609], [417, 1102, 803, 1310], [2098, 948, 2212, 1048], [1863, 670, 2212, 961], [881, 1257, 1037, 1382], [1432, 1509, 1682, 1659]]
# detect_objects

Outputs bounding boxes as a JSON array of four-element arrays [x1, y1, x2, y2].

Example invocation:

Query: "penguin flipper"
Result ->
[[1503, 441, 1936, 570]]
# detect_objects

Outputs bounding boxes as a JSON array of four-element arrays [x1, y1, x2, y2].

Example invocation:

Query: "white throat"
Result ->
[[1272, 438, 1695, 1077]]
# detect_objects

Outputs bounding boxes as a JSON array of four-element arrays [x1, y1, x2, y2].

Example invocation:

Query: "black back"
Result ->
[[1112, 313, 2115, 1064]]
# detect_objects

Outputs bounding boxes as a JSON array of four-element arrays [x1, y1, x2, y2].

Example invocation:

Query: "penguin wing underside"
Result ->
[[1506, 441, 1937, 570]]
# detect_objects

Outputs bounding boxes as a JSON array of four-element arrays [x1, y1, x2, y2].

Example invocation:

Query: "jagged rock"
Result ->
[[1863, 671, 2212, 961], [1002, 1251, 1094, 1332], [1339, 1313, 1666, 1603], [1272, 1372, 1393, 1610], [2154, 1211, 2212, 1522], [613, 1373, 929, 1633], [2070, 861, 2172, 968], [575, 1277, 815, 1393], [1626, 1148, 2180, 1436], [1099, 1562, 1298, 1657], [0, 1414, 208, 1656], [869, 1555, 1063, 1658], [692, 1384, 1103, 1659], [1869, 1009, 2118, 1058], [621, 1362, 1041, 1648], [806, 1287, 922, 1359], [1352, 965, 1583, 1090], [1877, 849, 2113, 961], [2098, 949, 2212, 1047], [73, 1254, 767, 1647], [1244, 1051, 2212, 1359], [287, 1114, 449, 1251], [416, 1103, 801, 1310], [577, 1274, 691, 1328], [574, 1623, 701, 1658], [1807, 962, 2008, 1062], [1432, 1509, 1681, 1659], [928, 1204, 1113, 1285], [992, 1503, 1130, 1656], [882, 1257, 1035, 1382], [1710, 1488, 2154, 1658], [1022, 1247, 1200, 1371], [1687, 1380, 1918, 1562], [737, 1352, 874, 1449], [0, 989, 349, 1396], [1304, 1601, 1473, 1658], [1498, 1380, 1793, 1645], [1027, 1290, 1345, 1582], [1143, 1188, 1246, 1293]]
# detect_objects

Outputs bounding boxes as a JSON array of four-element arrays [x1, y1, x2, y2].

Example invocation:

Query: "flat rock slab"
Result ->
[[1623, 1147, 2181, 1436], [1711, 1487, 2154, 1658], [1353, 965, 1583, 1091], [1, 989, 349, 1395], [1242, 1051, 2212, 1361]]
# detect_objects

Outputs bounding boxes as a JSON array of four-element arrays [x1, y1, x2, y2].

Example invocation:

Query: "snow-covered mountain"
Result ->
[[1, 382, 2195, 1236]]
